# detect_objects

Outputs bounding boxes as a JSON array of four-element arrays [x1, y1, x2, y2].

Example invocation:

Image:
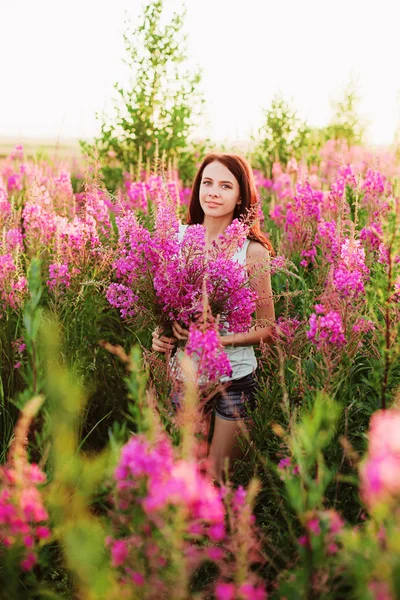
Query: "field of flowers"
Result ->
[[1, 141, 400, 599]]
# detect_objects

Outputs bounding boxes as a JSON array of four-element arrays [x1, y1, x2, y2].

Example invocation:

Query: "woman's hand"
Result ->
[[172, 321, 189, 342], [152, 327, 177, 353]]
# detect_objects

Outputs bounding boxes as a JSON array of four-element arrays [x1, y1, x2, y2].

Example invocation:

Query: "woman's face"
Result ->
[[199, 161, 241, 221]]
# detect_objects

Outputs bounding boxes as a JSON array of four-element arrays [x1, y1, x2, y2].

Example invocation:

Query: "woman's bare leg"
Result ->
[[208, 415, 246, 482]]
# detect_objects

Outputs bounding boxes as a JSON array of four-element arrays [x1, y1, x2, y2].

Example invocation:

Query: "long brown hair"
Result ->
[[187, 153, 274, 255]]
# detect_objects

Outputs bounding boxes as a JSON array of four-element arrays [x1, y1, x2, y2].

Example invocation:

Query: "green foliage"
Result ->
[[19, 259, 44, 406], [324, 80, 366, 146], [42, 320, 121, 599], [81, 0, 206, 188], [253, 95, 310, 174]]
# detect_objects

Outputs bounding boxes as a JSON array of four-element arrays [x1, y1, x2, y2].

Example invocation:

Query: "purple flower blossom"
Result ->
[[329, 164, 357, 204], [47, 263, 71, 291], [360, 222, 383, 252], [314, 220, 340, 263], [278, 457, 291, 470], [10, 144, 24, 161], [108, 188, 257, 337], [307, 309, 346, 349], [127, 181, 148, 212], [185, 322, 232, 382], [360, 409, 400, 508], [332, 238, 370, 299], [106, 284, 138, 319]]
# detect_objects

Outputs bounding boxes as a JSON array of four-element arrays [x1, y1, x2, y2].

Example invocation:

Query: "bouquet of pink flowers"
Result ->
[[106, 189, 258, 380]]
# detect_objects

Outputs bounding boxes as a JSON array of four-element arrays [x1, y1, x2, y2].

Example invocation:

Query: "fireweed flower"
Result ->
[[360, 222, 383, 253], [7, 173, 23, 193], [269, 204, 285, 227], [282, 183, 324, 257], [185, 321, 232, 382], [215, 582, 267, 600], [0, 194, 11, 224], [109, 434, 227, 583], [127, 181, 148, 212], [361, 169, 391, 215], [332, 238, 370, 299], [107, 189, 257, 340], [106, 284, 137, 319], [5, 227, 24, 251], [47, 263, 71, 291], [275, 317, 302, 344], [360, 409, 400, 508], [329, 164, 357, 206], [167, 181, 180, 207], [0, 401, 51, 571], [0, 253, 28, 311], [84, 189, 112, 235], [53, 170, 73, 201], [307, 306, 346, 349], [377, 242, 390, 265], [314, 220, 340, 263], [394, 276, 400, 301], [271, 173, 292, 201], [10, 144, 24, 161], [352, 318, 375, 334]]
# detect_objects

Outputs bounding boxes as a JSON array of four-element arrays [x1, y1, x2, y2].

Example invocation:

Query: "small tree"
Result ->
[[252, 95, 310, 175], [81, 0, 206, 189], [325, 80, 366, 146]]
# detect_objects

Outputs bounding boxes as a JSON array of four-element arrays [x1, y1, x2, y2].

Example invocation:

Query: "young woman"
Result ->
[[152, 153, 275, 481]]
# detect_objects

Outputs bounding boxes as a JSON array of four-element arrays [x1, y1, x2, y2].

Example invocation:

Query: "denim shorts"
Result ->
[[171, 372, 258, 421]]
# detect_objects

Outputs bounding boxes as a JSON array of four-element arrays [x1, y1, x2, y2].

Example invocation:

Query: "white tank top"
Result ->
[[177, 224, 257, 382]]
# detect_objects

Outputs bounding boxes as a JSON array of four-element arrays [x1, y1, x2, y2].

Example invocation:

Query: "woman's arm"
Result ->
[[220, 241, 275, 348]]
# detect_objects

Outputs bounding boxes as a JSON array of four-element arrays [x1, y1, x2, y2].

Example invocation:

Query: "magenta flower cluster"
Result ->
[[120, 174, 182, 214], [307, 304, 346, 349], [0, 462, 50, 571], [360, 409, 400, 508], [47, 262, 71, 291], [332, 238, 370, 299], [185, 320, 232, 381], [108, 433, 227, 589], [275, 316, 302, 345], [0, 253, 27, 312], [215, 581, 267, 600], [107, 188, 257, 335], [108, 432, 266, 597], [298, 509, 344, 557]]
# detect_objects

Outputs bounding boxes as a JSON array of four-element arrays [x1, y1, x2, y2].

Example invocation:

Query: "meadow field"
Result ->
[[0, 138, 400, 600]]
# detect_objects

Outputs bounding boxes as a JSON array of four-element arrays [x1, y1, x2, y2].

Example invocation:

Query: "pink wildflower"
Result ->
[[20, 552, 37, 571], [278, 457, 291, 470], [111, 540, 129, 567], [239, 583, 267, 600], [185, 321, 232, 382], [215, 582, 236, 600], [47, 263, 71, 291], [307, 519, 321, 535], [360, 409, 400, 507], [307, 309, 346, 349], [106, 284, 138, 319], [131, 571, 145, 585]]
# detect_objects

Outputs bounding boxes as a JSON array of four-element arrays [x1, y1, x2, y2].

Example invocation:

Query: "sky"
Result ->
[[1, 0, 400, 146]]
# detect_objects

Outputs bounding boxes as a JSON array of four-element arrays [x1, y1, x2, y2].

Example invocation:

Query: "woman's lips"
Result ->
[[206, 201, 221, 208]]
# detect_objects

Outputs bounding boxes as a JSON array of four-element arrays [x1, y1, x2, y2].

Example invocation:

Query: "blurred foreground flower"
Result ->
[[0, 397, 50, 570], [360, 408, 400, 509]]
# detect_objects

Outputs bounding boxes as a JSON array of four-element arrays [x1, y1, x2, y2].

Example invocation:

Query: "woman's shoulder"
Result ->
[[246, 240, 271, 260]]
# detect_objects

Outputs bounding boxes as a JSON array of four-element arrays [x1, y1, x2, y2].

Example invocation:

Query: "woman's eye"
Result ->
[[203, 181, 211, 186]]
